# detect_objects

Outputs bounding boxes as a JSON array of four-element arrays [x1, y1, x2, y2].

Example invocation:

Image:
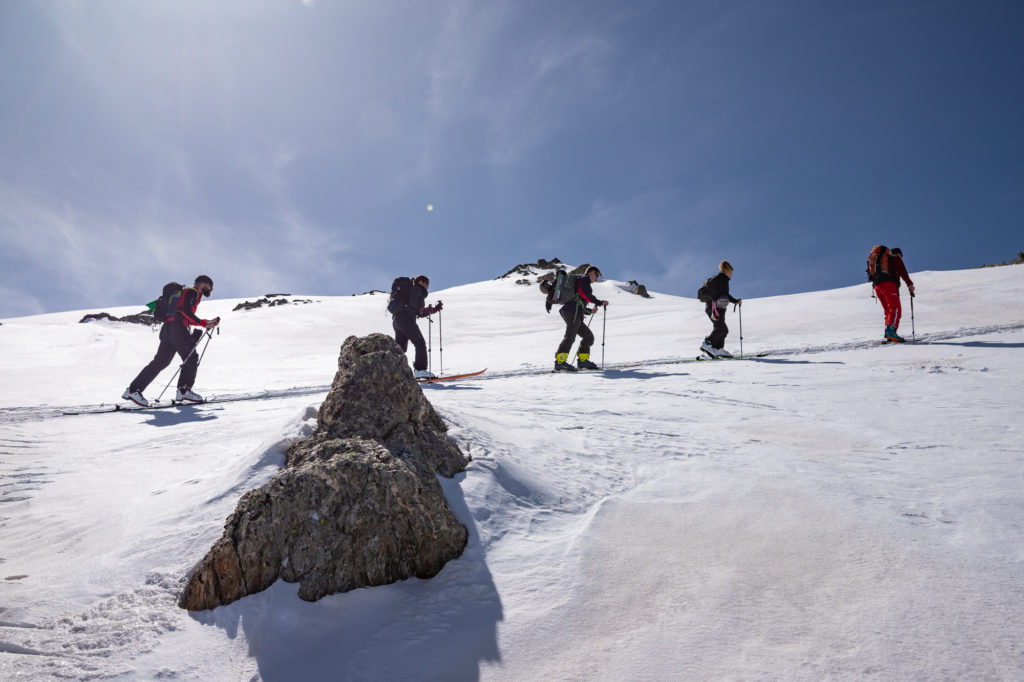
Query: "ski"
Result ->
[[62, 391, 271, 416], [417, 369, 487, 384], [693, 352, 771, 362]]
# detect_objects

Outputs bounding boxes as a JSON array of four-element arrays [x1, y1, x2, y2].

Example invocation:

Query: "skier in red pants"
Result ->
[[868, 246, 915, 342]]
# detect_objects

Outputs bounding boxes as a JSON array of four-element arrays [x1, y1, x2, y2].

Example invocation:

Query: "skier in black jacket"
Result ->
[[551, 265, 608, 371], [391, 275, 442, 379], [123, 275, 220, 407], [700, 261, 742, 358]]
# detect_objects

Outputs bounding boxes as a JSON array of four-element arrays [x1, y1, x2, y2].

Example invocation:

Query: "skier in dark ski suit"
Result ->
[[700, 260, 742, 358], [123, 275, 220, 407], [551, 265, 608, 371], [391, 275, 442, 379]]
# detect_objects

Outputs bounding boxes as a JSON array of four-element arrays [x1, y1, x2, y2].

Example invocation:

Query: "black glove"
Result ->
[[545, 301, 552, 313], [434, 300, 443, 311]]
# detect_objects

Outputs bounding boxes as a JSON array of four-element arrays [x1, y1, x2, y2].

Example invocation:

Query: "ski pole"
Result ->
[[736, 303, 743, 358], [439, 307, 444, 376], [427, 316, 433, 374], [194, 325, 218, 371], [155, 328, 214, 403], [910, 292, 916, 342], [601, 306, 607, 369]]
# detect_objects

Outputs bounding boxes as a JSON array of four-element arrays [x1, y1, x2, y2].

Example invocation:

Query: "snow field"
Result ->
[[1, 263, 1023, 679]]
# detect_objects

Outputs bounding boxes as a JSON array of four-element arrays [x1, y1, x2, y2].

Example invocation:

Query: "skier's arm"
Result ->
[[576, 278, 607, 308], [179, 289, 211, 327]]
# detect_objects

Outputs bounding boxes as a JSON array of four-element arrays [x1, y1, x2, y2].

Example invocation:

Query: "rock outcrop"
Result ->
[[79, 311, 154, 325], [979, 252, 1024, 268], [179, 333, 470, 611], [627, 280, 652, 298], [232, 294, 315, 312], [498, 258, 564, 281]]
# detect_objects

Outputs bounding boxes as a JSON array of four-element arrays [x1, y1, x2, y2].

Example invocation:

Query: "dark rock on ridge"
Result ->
[[498, 258, 564, 280], [179, 333, 469, 611], [79, 311, 155, 325], [978, 252, 1024, 268], [233, 294, 315, 312]]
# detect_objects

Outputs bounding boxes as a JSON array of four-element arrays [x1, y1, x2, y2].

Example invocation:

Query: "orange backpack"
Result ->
[[866, 245, 893, 284]]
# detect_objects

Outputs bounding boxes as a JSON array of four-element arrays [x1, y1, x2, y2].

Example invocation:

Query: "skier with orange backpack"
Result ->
[[867, 246, 915, 342]]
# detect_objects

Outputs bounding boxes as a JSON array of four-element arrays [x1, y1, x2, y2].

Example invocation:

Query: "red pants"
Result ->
[[874, 281, 902, 329]]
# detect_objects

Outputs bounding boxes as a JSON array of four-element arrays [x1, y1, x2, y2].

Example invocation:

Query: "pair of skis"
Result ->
[[62, 391, 270, 416], [416, 369, 487, 384]]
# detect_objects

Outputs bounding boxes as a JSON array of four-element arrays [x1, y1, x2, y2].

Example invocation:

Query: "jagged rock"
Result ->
[[179, 438, 467, 609], [79, 311, 155, 325], [310, 334, 466, 478], [180, 334, 470, 611]]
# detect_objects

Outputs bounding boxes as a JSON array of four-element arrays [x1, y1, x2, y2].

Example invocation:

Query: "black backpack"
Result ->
[[696, 276, 715, 302], [387, 277, 414, 314], [151, 282, 184, 322], [539, 270, 579, 306]]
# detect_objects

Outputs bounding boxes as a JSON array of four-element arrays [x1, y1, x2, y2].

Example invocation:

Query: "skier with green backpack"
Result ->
[[542, 265, 608, 372], [122, 275, 220, 407]]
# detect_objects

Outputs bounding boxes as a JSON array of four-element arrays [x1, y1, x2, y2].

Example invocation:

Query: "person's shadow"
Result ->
[[142, 405, 218, 427], [924, 340, 1024, 349], [189, 472, 503, 681]]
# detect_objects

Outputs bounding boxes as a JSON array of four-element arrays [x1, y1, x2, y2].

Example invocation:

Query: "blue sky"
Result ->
[[1, 0, 1022, 319]]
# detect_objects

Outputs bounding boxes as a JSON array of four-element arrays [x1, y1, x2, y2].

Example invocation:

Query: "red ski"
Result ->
[[417, 369, 487, 384]]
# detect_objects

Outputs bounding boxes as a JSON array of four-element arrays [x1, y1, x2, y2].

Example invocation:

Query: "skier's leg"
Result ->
[[128, 325, 177, 392], [392, 317, 410, 352], [577, 317, 595, 356], [174, 326, 202, 389], [556, 309, 580, 356]]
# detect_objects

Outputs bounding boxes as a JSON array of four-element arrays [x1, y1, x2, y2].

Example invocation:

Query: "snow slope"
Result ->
[[1, 264, 1023, 680]]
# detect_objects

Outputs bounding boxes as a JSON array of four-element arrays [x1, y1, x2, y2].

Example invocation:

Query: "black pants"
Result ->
[[556, 307, 594, 356], [705, 303, 728, 349], [393, 313, 428, 370], [130, 323, 202, 392]]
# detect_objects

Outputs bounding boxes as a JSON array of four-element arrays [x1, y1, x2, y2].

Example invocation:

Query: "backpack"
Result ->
[[149, 282, 184, 322], [697, 276, 716, 303], [539, 270, 579, 306], [866, 245, 891, 284], [387, 277, 414, 314]]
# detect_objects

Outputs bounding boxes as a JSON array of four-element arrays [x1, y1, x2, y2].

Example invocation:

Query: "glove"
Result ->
[[545, 301, 552, 313], [434, 300, 443, 311], [205, 317, 220, 328]]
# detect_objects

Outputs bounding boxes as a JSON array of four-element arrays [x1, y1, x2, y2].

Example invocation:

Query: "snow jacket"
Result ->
[[889, 256, 914, 289], [166, 287, 211, 328], [560, 275, 603, 317], [392, 282, 439, 318], [704, 272, 739, 309]]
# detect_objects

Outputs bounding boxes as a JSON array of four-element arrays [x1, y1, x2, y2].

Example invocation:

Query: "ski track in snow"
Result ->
[[1, 265, 1023, 680]]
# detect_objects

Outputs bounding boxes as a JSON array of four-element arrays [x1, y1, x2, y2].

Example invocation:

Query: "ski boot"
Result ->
[[884, 325, 906, 343], [413, 369, 437, 380], [699, 340, 717, 358], [122, 388, 150, 407], [554, 353, 578, 372], [176, 387, 205, 403], [576, 353, 599, 370]]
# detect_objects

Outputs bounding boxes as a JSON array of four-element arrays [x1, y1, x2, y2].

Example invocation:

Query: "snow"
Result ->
[[1, 264, 1023, 680]]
